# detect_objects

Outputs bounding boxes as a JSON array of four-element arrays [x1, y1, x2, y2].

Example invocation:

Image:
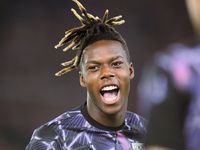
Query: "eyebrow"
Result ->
[[85, 55, 124, 65]]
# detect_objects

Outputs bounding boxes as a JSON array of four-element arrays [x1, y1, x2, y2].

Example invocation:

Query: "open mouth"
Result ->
[[100, 85, 119, 102]]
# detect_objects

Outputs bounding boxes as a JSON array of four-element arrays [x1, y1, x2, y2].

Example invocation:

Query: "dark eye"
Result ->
[[88, 66, 99, 70], [112, 62, 123, 67]]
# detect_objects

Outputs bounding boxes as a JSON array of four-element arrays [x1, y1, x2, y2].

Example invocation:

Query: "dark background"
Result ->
[[0, 0, 194, 149]]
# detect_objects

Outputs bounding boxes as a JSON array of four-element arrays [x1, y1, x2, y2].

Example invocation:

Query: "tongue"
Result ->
[[103, 90, 117, 99]]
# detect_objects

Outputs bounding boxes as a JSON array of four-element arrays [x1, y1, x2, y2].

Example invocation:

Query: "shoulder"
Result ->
[[125, 111, 147, 130], [26, 124, 61, 150], [46, 105, 83, 128], [26, 104, 85, 149], [123, 111, 147, 143], [29, 124, 58, 141], [30, 105, 83, 137], [42, 104, 94, 133]]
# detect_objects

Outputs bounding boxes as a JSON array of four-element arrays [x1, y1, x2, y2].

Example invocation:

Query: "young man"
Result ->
[[26, 0, 146, 149]]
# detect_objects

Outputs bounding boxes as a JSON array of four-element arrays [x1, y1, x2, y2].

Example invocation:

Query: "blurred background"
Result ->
[[0, 0, 195, 149]]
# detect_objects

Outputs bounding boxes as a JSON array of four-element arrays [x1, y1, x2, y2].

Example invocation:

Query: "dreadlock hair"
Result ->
[[54, 0, 129, 76]]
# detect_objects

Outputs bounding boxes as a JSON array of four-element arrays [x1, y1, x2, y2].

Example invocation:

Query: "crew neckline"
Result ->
[[80, 102, 125, 131]]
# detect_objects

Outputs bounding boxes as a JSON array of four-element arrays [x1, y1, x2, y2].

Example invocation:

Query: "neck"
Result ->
[[86, 102, 127, 127], [102, 113, 126, 127]]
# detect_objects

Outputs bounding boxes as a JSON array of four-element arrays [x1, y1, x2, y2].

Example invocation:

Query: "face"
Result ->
[[79, 40, 134, 117]]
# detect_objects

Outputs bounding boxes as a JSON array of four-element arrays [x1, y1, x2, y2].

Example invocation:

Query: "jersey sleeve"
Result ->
[[26, 125, 62, 150]]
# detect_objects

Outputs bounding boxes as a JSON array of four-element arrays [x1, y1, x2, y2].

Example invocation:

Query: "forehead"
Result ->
[[82, 40, 127, 63]]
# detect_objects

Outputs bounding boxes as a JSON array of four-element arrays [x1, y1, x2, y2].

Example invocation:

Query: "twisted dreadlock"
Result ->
[[55, 0, 128, 76]]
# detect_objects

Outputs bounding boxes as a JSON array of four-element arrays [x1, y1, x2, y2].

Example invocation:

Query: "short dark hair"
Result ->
[[55, 0, 129, 76]]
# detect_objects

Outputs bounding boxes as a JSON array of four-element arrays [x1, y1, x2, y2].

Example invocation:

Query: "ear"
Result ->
[[79, 71, 86, 88], [129, 62, 134, 79]]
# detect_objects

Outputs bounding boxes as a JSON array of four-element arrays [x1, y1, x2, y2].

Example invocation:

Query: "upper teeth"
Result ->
[[101, 86, 118, 91]]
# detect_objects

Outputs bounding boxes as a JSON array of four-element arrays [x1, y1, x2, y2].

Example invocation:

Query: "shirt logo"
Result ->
[[131, 143, 145, 150]]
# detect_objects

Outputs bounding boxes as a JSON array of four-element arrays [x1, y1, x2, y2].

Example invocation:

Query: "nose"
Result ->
[[100, 65, 114, 80]]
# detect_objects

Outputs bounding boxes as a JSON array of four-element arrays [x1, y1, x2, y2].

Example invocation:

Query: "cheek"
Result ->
[[84, 73, 98, 88], [85, 75, 101, 100], [118, 71, 131, 89], [118, 68, 131, 80]]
